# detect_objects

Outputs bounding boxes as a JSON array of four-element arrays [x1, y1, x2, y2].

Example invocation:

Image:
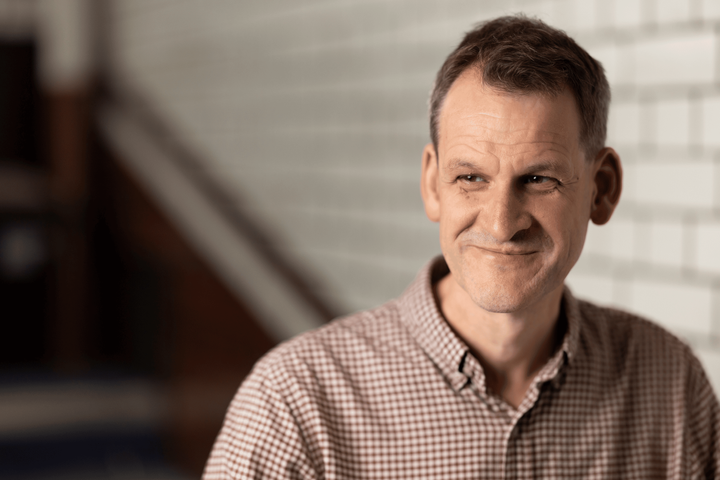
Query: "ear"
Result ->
[[590, 147, 622, 225], [420, 143, 441, 222]]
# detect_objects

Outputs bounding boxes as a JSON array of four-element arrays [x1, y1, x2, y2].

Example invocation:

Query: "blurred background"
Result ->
[[1, 0, 719, 477]]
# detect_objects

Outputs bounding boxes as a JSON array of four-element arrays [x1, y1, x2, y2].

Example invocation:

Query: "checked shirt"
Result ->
[[204, 258, 720, 479]]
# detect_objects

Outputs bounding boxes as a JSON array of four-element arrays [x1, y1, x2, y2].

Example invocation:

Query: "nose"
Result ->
[[481, 183, 533, 243]]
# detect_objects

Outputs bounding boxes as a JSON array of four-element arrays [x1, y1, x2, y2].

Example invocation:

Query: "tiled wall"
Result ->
[[106, 0, 720, 391]]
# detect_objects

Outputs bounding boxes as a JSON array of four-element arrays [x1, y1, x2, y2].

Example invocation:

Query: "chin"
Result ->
[[469, 290, 532, 313], [464, 275, 553, 314]]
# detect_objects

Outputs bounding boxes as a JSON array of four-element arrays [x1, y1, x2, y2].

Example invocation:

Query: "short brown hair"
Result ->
[[429, 15, 610, 160]]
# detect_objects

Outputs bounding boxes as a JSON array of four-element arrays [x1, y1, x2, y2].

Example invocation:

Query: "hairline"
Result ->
[[432, 67, 592, 164]]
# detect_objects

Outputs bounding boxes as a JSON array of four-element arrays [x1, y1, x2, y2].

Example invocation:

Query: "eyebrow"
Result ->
[[446, 158, 573, 176], [447, 158, 566, 169], [522, 160, 569, 174], [447, 160, 482, 169]]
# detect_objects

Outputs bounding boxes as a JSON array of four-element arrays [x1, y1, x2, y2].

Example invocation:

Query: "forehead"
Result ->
[[438, 70, 582, 159]]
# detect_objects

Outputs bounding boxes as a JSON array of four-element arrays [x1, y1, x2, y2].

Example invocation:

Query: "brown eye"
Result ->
[[526, 175, 550, 184], [460, 175, 484, 182]]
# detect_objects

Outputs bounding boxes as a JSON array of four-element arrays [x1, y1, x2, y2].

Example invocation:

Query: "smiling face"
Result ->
[[421, 69, 607, 314]]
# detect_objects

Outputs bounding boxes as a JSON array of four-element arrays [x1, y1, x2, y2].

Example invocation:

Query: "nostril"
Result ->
[[510, 228, 533, 243]]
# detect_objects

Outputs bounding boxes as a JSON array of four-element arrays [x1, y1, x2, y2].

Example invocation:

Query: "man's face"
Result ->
[[421, 70, 600, 313]]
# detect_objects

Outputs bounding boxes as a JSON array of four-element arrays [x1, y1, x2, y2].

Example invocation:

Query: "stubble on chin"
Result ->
[[465, 274, 540, 313], [454, 255, 556, 314]]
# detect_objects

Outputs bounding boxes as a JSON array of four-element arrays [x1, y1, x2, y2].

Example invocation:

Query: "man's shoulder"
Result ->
[[573, 296, 701, 378], [248, 297, 415, 386], [571, 296, 720, 471], [205, 299, 413, 479], [578, 297, 689, 347]]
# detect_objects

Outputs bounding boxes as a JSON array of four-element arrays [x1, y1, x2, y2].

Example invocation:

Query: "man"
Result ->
[[205, 16, 720, 479]]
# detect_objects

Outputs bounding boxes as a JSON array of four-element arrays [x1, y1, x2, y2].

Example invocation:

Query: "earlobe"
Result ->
[[590, 147, 622, 225], [420, 143, 441, 223]]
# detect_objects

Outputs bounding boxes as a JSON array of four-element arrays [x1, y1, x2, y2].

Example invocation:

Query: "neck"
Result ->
[[436, 272, 564, 408]]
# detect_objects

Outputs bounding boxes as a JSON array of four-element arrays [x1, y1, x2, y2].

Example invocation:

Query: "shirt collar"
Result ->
[[398, 256, 582, 393], [560, 284, 581, 366], [398, 257, 470, 392]]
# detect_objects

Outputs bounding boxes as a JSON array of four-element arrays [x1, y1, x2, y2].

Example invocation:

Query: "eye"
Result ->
[[522, 174, 560, 191], [459, 175, 485, 183], [525, 175, 551, 184]]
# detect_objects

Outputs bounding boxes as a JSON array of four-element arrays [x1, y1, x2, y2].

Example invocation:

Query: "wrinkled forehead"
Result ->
[[438, 69, 583, 156]]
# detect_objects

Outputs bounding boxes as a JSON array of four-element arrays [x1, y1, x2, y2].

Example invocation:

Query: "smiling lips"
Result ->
[[476, 247, 538, 255], [465, 245, 540, 256]]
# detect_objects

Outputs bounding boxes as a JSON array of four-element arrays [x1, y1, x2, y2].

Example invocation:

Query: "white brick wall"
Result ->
[[703, 0, 720, 20], [696, 222, 720, 273], [582, 221, 613, 257], [703, 96, 720, 147], [614, 0, 645, 28], [634, 162, 715, 209], [620, 163, 638, 203], [105, 0, 720, 393], [608, 101, 640, 146], [608, 217, 638, 260], [631, 279, 713, 335], [642, 220, 685, 268], [656, 0, 692, 24], [575, 0, 598, 31], [655, 98, 690, 147], [564, 271, 614, 304], [634, 32, 716, 86], [698, 349, 720, 394]]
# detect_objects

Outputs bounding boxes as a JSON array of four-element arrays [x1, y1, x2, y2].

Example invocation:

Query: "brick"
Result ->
[[619, 162, 637, 204], [656, 0, 691, 24], [611, 278, 635, 312], [573, 0, 597, 31], [547, 0, 578, 32], [639, 102, 656, 146], [631, 280, 713, 335], [613, 0, 644, 28], [695, 221, 720, 274], [608, 217, 636, 261], [587, 44, 618, 88], [523, 0, 555, 22], [690, 97, 704, 147], [595, 0, 614, 30], [613, 42, 636, 85], [702, 96, 720, 148], [696, 348, 720, 396], [565, 271, 614, 305], [655, 98, 690, 147], [635, 219, 653, 262], [583, 220, 613, 257], [608, 101, 640, 146], [640, 220, 685, 268], [634, 32, 715, 86], [702, 0, 720, 20], [634, 161, 715, 209], [312, 250, 424, 309]]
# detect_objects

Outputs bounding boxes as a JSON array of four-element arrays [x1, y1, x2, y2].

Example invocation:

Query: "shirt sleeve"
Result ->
[[203, 361, 320, 480], [685, 352, 720, 479]]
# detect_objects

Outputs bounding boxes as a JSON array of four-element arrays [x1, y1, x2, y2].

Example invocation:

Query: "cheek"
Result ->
[[533, 198, 587, 249], [559, 203, 591, 256], [438, 191, 479, 238]]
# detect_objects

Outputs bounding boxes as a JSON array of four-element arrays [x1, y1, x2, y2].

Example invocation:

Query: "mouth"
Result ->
[[473, 246, 539, 256]]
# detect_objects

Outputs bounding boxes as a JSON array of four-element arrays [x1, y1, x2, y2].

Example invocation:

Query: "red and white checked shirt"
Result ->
[[204, 258, 720, 479]]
